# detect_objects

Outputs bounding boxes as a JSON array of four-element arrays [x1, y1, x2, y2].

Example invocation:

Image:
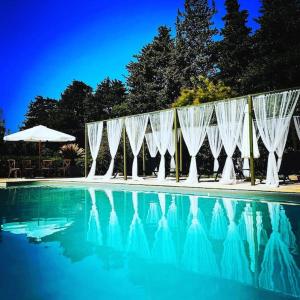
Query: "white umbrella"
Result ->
[[4, 125, 75, 169], [1, 217, 73, 242]]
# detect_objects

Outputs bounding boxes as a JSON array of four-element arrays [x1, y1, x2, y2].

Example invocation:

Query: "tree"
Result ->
[[216, 0, 252, 94], [84, 77, 127, 122], [126, 26, 177, 114], [23, 96, 58, 129], [172, 76, 234, 107], [57, 80, 93, 145], [0, 109, 5, 155], [174, 0, 217, 88], [245, 0, 300, 92]]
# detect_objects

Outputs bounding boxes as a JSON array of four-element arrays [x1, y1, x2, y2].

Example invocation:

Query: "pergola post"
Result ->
[[123, 125, 127, 180], [142, 139, 146, 176], [174, 108, 179, 182], [248, 95, 255, 186], [84, 124, 88, 178], [179, 129, 183, 174]]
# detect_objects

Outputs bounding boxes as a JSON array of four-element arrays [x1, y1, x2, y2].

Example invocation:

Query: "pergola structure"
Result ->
[[84, 87, 300, 187]]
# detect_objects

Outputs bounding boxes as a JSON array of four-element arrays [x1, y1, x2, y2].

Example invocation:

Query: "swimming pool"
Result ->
[[0, 184, 299, 299]]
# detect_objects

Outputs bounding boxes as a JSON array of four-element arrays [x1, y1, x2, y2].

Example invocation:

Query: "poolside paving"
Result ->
[[1, 176, 300, 194]]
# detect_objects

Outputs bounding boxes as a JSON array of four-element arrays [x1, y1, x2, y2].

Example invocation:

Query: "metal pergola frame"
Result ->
[[84, 86, 300, 186]]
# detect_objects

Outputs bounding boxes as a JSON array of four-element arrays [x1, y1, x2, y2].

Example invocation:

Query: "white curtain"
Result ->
[[145, 132, 158, 158], [294, 116, 300, 141], [103, 118, 123, 180], [167, 129, 180, 170], [215, 98, 247, 184], [253, 90, 300, 186], [240, 105, 260, 177], [276, 123, 289, 171], [87, 122, 103, 179], [207, 125, 223, 172], [125, 114, 149, 180], [178, 105, 213, 183], [150, 110, 174, 181]]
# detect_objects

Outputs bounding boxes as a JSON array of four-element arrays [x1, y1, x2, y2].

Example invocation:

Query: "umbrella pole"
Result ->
[[39, 141, 41, 173]]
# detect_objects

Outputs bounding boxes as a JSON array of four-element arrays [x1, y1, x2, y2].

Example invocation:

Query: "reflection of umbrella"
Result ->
[[259, 203, 300, 297], [3, 125, 75, 170], [279, 205, 298, 254], [127, 191, 150, 258], [182, 195, 219, 276], [152, 193, 176, 264], [221, 198, 252, 285], [1, 218, 73, 242], [86, 188, 102, 246], [106, 189, 122, 251], [209, 199, 227, 240], [167, 195, 178, 228]]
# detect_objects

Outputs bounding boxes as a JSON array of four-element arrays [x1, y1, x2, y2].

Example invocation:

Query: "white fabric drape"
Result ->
[[253, 90, 300, 186], [103, 119, 123, 180], [276, 124, 289, 171], [240, 105, 260, 177], [167, 129, 180, 170], [145, 132, 158, 158], [178, 105, 213, 183], [294, 116, 300, 141], [150, 110, 174, 181], [87, 122, 103, 179], [207, 125, 223, 172], [125, 115, 149, 180], [215, 98, 247, 184]]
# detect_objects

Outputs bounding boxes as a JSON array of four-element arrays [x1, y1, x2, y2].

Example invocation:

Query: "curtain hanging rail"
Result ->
[[86, 86, 300, 126]]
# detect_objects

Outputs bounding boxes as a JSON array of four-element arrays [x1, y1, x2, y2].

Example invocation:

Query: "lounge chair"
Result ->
[[41, 160, 54, 177], [58, 159, 71, 177]]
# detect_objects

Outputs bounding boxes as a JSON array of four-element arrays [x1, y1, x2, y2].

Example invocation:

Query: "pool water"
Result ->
[[0, 185, 300, 300]]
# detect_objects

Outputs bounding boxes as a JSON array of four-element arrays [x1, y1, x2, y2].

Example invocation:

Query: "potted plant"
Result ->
[[59, 143, 85, 177]]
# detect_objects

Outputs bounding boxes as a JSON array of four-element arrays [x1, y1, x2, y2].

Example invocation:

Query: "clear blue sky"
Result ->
[[0, 0, 260, 132]]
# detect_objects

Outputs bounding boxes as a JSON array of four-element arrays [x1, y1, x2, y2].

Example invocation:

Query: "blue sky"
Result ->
[[0, 0, 260, 132]]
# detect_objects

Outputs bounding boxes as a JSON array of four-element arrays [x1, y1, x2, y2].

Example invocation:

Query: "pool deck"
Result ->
[[1, 176, 300, 194]]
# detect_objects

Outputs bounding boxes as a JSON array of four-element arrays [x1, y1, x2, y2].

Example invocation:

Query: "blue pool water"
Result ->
[[0, 184, 300, 300]]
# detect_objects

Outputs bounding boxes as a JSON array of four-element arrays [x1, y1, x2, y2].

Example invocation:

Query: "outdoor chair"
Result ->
[[41, 160, 54, 177], [7, 159, 21, 178], [234, 157, 245, 180], [58, 159, 71, 177], [22, 160, 34, 178]]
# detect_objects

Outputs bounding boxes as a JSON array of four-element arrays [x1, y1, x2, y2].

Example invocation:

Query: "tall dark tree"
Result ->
[[216, 0, 251, 94], [245, 0, 300, 92], [23, 96, 58, 129], [0, 109, 5, 155], [84, 77, 127, 122], [174, 0, 217, 88], [126, 26, 177, 113], [57, 80, 92, 144]]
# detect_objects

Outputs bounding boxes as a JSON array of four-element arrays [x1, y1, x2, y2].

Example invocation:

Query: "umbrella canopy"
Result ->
[[3, 125, 75, 142]]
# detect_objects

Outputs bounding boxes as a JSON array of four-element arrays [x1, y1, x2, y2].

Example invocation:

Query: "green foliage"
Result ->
[[175, 0, 217, 88], [22, 96, 58, 129], [59, 143, 85, 160], [84, 77, 127, 122], [173, 76, 235, 107], [126, 26, 178, 114], [244, 0, 300, 92], [216, 0, 252, 94], [0, 109, 5, 155]]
